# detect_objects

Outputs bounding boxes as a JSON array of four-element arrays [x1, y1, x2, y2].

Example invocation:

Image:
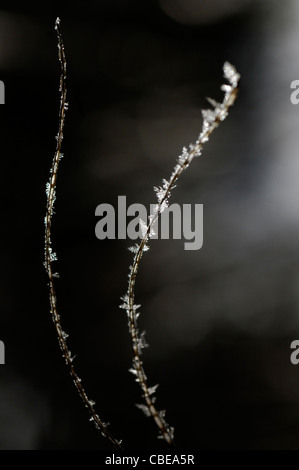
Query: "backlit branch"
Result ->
[[121, 62, 240, 444], [44, 17, 122, 451]]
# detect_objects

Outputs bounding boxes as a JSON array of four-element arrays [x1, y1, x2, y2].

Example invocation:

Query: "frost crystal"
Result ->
[[202, 109, 215, 124], [157, 426, 174, 441], [206, 97, 220, 108], [139, 218, 148, 238], [223, 61, 240, 86], [148, 384, 159, 396], [153, 186, 166, 203], [128, 244, 139, 254], [45, 182, 51, 197], [139, 331, 148, 349], [136, 403, 151, 417], [160, 426, 175, 441], [169, 427, 175, 440], [61, 330, 69, 339], [68, 351, 77, 363], [160, 199, 169, 213], [55, 17, 61, 29], [149, 225, 156, 238], [221, 84, 232, 94], [129, 367, 138, 376], [50, 251, 58, 262], [162, 178, 169, 189], [119, 295, 129, 311]]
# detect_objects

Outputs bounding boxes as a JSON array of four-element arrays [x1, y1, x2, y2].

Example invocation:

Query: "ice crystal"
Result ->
[[158, 426, 175, 441], [45, 182, 51, 197], [148, 226, 156, 238], [50, 251, 58, 262], [153, 186, 166, 203], [148, 384, 159, 396], [122, 61, 240, 445], [137, 335, 148, 354], [160, 199, 169, 213], [128, 244, 139, 254], [206, 97, 220, 108], [119, 295, 129, 310], [139, 218, 148, 238], [202, 109, 216, 124], [139, 331, 148, 349], [223, 61, 240, 86], [168, 427, 175, 440], [221, 84, 232, 94], [55, 17, 61, 29], [68, 351, 76, 363], [129, 367, 138, 377]]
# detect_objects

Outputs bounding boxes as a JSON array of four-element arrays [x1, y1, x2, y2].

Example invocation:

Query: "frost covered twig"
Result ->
[[44, 17, 122, 451], [121, 62, 240, 444]]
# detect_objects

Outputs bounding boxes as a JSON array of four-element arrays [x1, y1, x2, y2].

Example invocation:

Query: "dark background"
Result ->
[[1, 0, 299, 450]]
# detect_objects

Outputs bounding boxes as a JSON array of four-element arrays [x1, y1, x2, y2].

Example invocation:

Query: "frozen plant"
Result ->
[[44, 18, 122, 451], [44, 16, 240, 450], [121, 62, 240, 444]]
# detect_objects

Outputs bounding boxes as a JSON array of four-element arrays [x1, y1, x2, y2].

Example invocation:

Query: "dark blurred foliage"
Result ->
[[1, 0, 299, 450]]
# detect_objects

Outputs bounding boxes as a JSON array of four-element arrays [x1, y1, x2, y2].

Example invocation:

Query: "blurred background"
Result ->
[[1, 0, 299, 450]]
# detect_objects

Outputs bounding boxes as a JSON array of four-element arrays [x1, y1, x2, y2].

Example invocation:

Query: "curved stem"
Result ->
[[122, 62, 240, 444], [44, 17, 122, 451]]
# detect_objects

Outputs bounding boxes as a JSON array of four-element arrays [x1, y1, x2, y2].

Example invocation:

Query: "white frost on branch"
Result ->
[[44, 17, 122, 451], [121, 62, 240, 445]]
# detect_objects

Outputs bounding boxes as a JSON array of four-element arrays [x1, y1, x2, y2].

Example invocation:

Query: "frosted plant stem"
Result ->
[[121, 62, 240, 444], [44, 17, 122, 451]]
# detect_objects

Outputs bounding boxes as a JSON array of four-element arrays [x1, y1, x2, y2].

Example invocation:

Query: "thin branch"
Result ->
[[44, 17, 123, 451], [121, 62, 240, 444]]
